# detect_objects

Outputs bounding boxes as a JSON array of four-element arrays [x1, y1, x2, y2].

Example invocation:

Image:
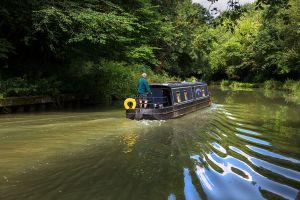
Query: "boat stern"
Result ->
[[126, 108, 163, 120]]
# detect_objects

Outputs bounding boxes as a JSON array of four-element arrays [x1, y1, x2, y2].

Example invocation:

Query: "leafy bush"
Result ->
[[230, 81, 258, 89], [3, 77, 34, 97], [0, 80, 6, 98], [282, 80, 300, 105], [220, 80, 231, 87], [0, 77, 62, 97], [150, 72, 178, 83], [98, 62, 139, 99], [0, 38, 15, 59], [220, 80, 258, 89], [96, 62, 176, 100], [283, 80, 300, 92], [186, 76, 198, 83], [263, 79, 282, 90], [0, 61, 175, 100]]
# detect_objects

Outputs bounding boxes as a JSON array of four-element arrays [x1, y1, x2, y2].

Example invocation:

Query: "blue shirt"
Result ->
[[137, 77, 151, 94]]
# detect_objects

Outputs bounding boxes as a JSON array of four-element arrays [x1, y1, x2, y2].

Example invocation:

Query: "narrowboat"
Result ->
[[124, 82, 211, 120]]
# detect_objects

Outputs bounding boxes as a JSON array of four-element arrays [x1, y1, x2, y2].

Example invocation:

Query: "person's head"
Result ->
[[142, 73, 147, 78]]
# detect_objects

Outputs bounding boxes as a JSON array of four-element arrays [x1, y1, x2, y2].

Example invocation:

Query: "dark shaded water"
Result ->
[[0, 87, 299, 200]]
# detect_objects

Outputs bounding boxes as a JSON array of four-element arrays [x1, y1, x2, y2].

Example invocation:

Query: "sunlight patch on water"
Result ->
[[184, 168, 202, 200], [236, 128, 260, 135], [209, 103, 223, 111], [229, 146, 300, 182], [236, 134, 271, 146], [195, 165, 214, 191], [246, 145, 300, 164], [167, 193, 176, 200], [206, 152, 253, 181], [210, 142, 227, 154], [193, 150, 299, 200]]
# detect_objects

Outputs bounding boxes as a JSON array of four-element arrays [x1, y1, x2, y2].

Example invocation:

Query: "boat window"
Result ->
[[176, 91, 181, 103], [195, 87, 201, 98], [162, 89, 171, 106], [201, 87, 206, 96], [184, 90, 188, 101]]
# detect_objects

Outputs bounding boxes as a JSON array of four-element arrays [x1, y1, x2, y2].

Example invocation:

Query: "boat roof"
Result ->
[[150, 82, 207, 89]]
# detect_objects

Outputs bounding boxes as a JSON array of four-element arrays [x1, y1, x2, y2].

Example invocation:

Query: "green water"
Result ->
[[0, 87, 299, 200]]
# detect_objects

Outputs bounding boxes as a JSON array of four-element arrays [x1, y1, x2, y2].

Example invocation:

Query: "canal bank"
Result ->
[[0, 95, 108, 114]]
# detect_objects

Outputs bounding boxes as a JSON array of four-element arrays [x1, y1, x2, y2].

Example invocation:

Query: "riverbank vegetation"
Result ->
[[0, 0, 299, 100], [220, 79, 300, 91], [218, 79, 300, 104]]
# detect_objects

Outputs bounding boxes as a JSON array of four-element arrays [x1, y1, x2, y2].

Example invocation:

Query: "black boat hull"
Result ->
[[126, 96, 211, 120]]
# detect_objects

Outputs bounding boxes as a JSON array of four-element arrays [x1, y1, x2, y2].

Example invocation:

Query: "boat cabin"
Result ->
[[126, 81, 211, 120], [145, 82, 209, 109]]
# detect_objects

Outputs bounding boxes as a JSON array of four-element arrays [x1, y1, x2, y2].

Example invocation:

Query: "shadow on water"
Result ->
[[0, 87, 299, 200]]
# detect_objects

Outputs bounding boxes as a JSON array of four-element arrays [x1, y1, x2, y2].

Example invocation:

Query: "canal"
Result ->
[[0, 87, 299, 200]]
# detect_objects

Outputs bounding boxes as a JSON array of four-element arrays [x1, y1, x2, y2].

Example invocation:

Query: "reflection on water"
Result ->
[[0, 88, 299, 200], [122, 133, 138, 153], [184, 168, 201, 200]]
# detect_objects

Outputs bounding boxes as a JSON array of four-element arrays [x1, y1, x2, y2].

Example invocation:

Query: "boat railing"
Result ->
[[134, 96, 168, 108]]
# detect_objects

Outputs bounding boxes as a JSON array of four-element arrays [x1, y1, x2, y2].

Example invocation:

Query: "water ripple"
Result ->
[[184, 168, 201, 200], [236, 128, 260, 136], [229, 146, 300, 182], [236, 134, 271, 146], [188, 96, 300, 200], [1, 88, 300, 200], [191, 152, 299, 200], [210, 142, 227, 154], [246, 145, 300, 164]]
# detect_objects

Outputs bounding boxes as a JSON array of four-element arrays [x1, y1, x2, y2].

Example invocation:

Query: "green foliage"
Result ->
[[150, 72, 178, 83], [0, 0, 299, 100], [127, 46, 159, 65], [58, 59, 176, 101], [0, 83, 5, 99], [0, 77, 62, 97], [283, 80, 300, 92], [4, 77, 35, 97], [220, 80, 231, 87], [97, 61, 178, 99], [230, 82, 258, 89], [0, 38, 15, 59], [282, 80, 300, 104], [208, 1, 300, 82], [221, 80, 258, 89], [97, 62, 139, 99], [32, 4, 138, 58], [69, 11, 136, 44], [220, 79, 300, 104], [263, 80, 282, 90], [209, 7, 263, 81]]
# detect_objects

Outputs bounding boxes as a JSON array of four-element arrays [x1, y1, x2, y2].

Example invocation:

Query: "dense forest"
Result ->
[[0, 0, 299, 100]]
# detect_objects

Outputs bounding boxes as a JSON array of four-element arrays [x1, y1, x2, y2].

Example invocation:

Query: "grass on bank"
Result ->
[[220, 80, 259, 89], [220, 79, 300, 91]]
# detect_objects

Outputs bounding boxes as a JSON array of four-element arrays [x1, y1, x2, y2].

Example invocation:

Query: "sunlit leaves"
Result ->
[[127, 45, 159, 65], [207, 0, 300, 81], [69, 10, 137, 44], [33, 6, 137, 47]]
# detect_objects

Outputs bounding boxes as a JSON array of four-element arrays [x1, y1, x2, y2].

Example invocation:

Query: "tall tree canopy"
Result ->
[[0, 0, 299, 98]]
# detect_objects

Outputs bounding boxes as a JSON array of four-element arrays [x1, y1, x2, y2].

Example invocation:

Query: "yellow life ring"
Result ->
[[124, 98, 137, 110]]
